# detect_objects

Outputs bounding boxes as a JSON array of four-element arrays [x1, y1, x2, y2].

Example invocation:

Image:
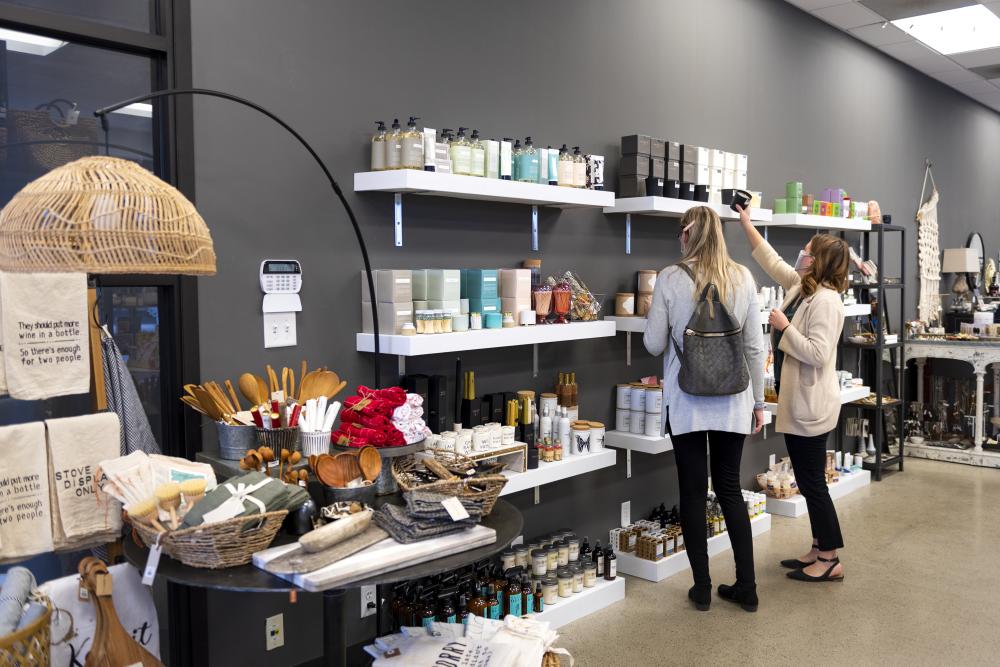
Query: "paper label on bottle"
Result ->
[[441, 496, 470, 521], [609, 561, 617, 578], [142, 542, 163, 586]]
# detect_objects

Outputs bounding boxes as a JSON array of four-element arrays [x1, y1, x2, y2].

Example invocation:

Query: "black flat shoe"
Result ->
[[717, 583, 758, 612], [688, 584, 711, 611], [787, 556, 845, 583], [780, 558, 814, 569]]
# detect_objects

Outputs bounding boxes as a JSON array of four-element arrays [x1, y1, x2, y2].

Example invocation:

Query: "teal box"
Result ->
[[411, 269, 428, 301], [785, 181, 803, 201], [426, 269, 461, 301], [774, 198, 787, 214], [469, 297, 501, 314], [463, 269, 498, 300]]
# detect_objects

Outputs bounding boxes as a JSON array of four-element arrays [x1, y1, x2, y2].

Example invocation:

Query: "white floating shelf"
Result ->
[[604, 316, 647, 333], [356, 321, 616, 356], [844, 303, 872, 317], [605, 430, 673, 454], [532, 576, 625, 629], [354, 169, 615, 208], [499, 449, 617, 496], [766, 469, 871, 518], [765, 385, 869, 413], [616, 513, 771, 582], [603, 196, 772, 223], [755, 213, 871, 231]]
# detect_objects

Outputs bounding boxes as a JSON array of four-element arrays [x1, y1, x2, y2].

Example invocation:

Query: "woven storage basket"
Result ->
[[256, 427, 301, 453], [392, 455, 507, 516], [0, 595, 52, 667], [0, 155, 216, 275], [131, 510, 288, 569]]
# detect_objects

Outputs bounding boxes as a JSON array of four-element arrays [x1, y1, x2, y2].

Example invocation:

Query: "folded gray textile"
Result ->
[[374, 502, 480, 544], [403, 490, 487, 520], [0, 567, 35, 635]]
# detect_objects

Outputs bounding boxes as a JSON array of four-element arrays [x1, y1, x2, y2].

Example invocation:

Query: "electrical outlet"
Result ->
[[265, 613, 284, 651], [263, 312, 297, 348], [360, 585, 377, 618], [620, 500, 631, 527]]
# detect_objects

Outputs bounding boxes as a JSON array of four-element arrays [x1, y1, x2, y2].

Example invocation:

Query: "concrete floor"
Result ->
[[558, 459, 1000, 666]]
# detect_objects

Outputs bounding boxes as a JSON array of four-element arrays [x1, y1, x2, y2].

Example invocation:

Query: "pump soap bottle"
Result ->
[[469, 129, 486, 177], [557, 144, 574, 186], [572, 146, 587, 188], [450, 127, 473, 175], [437, 130, 454, 173], [401, 116, 424, 170], [511, 139, 523, 181], [516, 137, 539, 183], [386, 118, 403, 170], [371, 121, 387, 171]]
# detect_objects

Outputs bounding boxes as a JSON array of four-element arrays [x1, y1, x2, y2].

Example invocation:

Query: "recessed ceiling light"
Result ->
[[0, 28, 66, 56], [111, 103, 153, 119], [892, 4, 1000, 55]]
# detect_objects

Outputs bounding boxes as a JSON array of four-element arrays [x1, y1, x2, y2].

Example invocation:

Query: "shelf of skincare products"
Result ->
[[765, 469, 871, 518], [757, 213, 872, 231], [758, 182, 876, 231], [499, 449, 617, 497], [612, 501, 771, 583], [764, 384, 869, 412], [533, 576, 625, 630], [602, 197, 773, 222]]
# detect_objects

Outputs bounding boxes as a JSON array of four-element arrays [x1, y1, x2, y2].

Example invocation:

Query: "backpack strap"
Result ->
[[667, 263, 695, 359]]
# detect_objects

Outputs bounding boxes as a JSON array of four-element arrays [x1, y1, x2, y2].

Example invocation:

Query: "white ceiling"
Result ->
[[784, 1, 1000, 112]]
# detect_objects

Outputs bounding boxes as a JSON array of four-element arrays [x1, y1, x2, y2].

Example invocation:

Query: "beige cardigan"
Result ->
[[752, 241, 845, 437]]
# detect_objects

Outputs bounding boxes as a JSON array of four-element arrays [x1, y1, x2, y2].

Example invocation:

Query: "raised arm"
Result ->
[[737, 204, 801, 291]]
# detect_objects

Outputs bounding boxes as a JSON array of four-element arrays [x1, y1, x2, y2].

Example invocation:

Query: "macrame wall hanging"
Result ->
[[916, 161, 942, 324]]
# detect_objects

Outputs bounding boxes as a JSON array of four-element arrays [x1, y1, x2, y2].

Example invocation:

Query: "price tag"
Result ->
[[78, 584, 90, 601], [440, 496, 470, 522], [142, 542, 163, 586]]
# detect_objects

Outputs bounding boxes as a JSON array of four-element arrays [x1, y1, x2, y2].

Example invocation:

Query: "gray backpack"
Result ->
[[670, 263, 750, 396]]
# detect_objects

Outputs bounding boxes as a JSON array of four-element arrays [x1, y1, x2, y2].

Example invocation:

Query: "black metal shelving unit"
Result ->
[[840, 223, 907, 481]]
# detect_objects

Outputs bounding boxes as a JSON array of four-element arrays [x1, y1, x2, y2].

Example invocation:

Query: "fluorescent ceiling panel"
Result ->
[[892, 4, 1000, 54], [111, 103, 153, 119], [0, 28, 66, 56]]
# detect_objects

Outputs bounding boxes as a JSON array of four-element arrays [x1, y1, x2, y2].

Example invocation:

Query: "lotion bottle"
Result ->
[[371, 121, 387, 171], [423, 128, 437, 171], [557, 144, 574, 186], [386, 118, 403, 170], [516, 136, 539, 183], [485, 139, 500, 178], [469, 129, 486, 177], [450, 127, 473, 176], [547, 146, 559, 185], [401, 116, 424, 169], [540, 406, 552, 446], [538, 146, 549, 184], [558, 406, 571, 453], [500, 138, 513, 180], [437, 129, 454, 173], [572, 146, 587, 188]]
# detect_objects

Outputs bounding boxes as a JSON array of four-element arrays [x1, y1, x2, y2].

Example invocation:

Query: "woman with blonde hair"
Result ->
[[644, 206, 767, 612], [736, 204, 850, 583]]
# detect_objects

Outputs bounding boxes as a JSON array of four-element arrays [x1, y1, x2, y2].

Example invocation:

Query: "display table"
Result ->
[[907, 339, 1000, 452], [124, 499, 522, 666]]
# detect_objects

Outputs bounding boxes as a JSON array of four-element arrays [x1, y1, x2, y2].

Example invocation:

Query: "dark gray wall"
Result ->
[[187, 0, 1000, 662]]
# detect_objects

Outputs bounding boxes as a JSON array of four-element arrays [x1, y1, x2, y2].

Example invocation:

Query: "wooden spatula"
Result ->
[[239, 373, 261, 405], [192, 386, 224, 421]]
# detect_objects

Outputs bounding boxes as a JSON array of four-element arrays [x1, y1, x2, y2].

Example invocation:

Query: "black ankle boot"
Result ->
[[688, 584, 711, 611], [717, 582, 758, 612]]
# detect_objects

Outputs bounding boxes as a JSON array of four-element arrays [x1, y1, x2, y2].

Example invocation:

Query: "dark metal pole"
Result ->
[[95, 88, 382, 387], [322, 589, 348, 666]]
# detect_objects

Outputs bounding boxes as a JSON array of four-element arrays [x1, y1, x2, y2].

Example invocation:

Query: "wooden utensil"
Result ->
[[263, 525, 389, 575], [239, 373, 261, 405], [289, 370, 296, 403], [191, 386, 224, 421], [256, 375, 269, 404], [282, 367, 289, 398], [183, 384, 199, 398], [180, 395, 208, 416], [225, 379, 242, 411], [358, 446, 382, 482], [266, 365, 279, 395], [205, 381, 234, 415], [299, 360, 308, 400], [327, 380, 347, 399]]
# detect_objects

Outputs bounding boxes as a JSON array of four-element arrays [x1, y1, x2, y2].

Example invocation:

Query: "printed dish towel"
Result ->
[[0, 271, 90, 400], [45, 412, 123, 549], [0, 421, 53, 561]]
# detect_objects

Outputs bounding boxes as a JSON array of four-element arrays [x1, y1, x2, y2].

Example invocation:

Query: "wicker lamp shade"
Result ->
[[0, 156, 216, 275]]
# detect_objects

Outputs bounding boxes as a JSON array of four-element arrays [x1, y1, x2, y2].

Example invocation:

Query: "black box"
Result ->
[[679, 181, 695, 200], [680, 144, 701, 164], [649, 137, 666, 160], [621, 134, 652, 155], [489, 393, 505, 424], [666, 160, 680, 181], [695, 184, 710, 202], [645, 176, 665, 197], [663, 178, 681, 199], [619, 175, 647, 198], [665, 141, 681, 162], [427, 374, 449, 433], [680, 161, 696, 184], [649, 157, 665, 179], [402, 374, 429, 405], [620, 155, 649, 177]]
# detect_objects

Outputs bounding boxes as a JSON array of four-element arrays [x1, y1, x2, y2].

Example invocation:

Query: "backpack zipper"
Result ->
[[684, 328, 742, 337]]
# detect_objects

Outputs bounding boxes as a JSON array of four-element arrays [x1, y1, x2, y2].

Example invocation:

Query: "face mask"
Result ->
[[794, 250, 814, 272]]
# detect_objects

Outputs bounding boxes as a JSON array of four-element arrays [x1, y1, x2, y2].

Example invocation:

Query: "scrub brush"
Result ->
[[155, 482, 182, 529], [179, 478, 207, 510], [129, 498, 165, 533]]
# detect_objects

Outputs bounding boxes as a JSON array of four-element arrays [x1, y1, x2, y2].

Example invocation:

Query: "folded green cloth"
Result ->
[[374, 502, 479, 544], [403, 490, 487, 520], [182, 471, 310, 527]]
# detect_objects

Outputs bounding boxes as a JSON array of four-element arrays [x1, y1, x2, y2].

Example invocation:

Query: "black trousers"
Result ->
[[785, 432, 845, 551], [672, 430, 756, 587]]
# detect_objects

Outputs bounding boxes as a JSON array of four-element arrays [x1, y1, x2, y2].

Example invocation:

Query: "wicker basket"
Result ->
[[131, 510, 288, 569], [392, 455, 507, 516], [0, 595, 51, 667], [256, 427, 301, 453]]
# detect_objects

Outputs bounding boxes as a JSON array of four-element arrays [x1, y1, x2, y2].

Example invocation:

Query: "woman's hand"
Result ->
[[753, 408, 765, 434], [735, 203, 752, 227], [734, 204, 764, 250], [769, 308, 790, 331]]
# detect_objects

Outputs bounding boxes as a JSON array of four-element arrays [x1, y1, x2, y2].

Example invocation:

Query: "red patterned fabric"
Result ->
[[332, 385, 407, 448]]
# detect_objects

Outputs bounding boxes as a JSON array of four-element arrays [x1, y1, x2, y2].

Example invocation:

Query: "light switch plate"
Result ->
[[361, 585, 377, 618], [265, 613, 284, 651], [620, 500, 631, 528], [263, 312, 297, 348]]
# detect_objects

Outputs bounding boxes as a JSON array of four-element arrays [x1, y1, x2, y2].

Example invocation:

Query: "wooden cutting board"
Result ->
[[261, 526, 389, 575]]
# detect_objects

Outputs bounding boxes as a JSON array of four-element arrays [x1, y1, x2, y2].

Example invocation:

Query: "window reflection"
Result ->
[[1, 0, 155, 33]]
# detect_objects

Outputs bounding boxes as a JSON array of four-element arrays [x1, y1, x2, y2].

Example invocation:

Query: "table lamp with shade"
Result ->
[[941, 247, 980, 312]]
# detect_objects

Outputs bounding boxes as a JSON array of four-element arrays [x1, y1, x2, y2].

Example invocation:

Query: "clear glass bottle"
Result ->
[[511, 139, 523, 181], [401, 116, 424, 169], [371, 120, 387, 171], [572, 146, 587, 188], [450, 127, 473, 175], [515, 136, 539, 183], [557, 144, 574, 187], [386, 118, 403, 170], [469, 129, 486, 177]]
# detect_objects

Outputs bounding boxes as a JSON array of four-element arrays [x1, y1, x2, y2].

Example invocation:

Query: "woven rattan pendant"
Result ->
[[0, 156, 216, 275]]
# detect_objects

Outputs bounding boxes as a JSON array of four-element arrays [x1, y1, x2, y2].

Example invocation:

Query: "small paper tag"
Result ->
[[78, 584, 90, 601], [440, 496, 470, 522], [142, 543, 163, 586]]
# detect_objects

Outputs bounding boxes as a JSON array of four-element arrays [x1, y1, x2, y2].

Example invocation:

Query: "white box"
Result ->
[[709, 167, 724, 188], [696, 164, 710, 186], [709, 185, 722, 206], [736, 171, 748, 190], [695, 147, 711, 168], [722, 169, 735, 190], [724, 152, 737, 171], [737, 153, 748, 171], [710, 149, 726, 169]]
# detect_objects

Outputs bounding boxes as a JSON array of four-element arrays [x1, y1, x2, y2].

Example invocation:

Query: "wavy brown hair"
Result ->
[[679, 206, 743, 305], [802, 233, 850, 296]]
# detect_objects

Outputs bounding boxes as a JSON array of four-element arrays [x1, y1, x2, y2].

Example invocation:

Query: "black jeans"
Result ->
[[785, 432, 844, 551], [672, 430, 755, 587]]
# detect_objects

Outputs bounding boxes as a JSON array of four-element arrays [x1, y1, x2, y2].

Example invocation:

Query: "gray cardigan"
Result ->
[[643, 264, 767, 436]]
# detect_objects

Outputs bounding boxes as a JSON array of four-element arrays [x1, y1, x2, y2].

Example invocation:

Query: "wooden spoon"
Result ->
[[239, 373, 261, 405], [225, 380, 242, 411], [191, 386, 224, 421], [358, 446, 382, 482], [256, 374, 269, 404], [326, 380, 347, 400], [180, 395, 208, 416]]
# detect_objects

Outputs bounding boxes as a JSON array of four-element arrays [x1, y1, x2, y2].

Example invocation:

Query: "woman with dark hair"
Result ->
[[736, 204, 850, 583]]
